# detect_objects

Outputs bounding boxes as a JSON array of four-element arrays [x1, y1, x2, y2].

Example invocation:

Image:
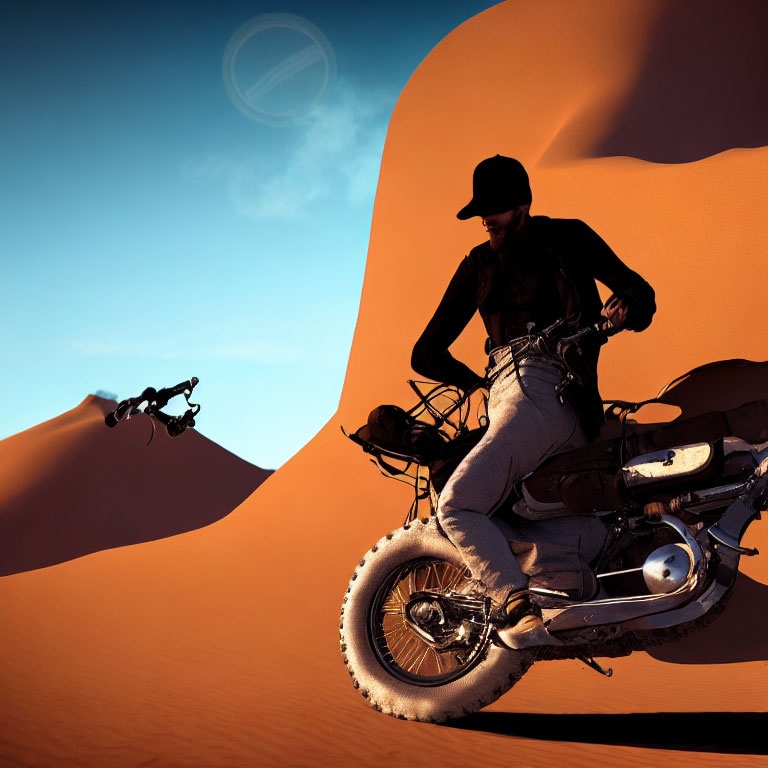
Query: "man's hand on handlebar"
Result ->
[[601, 295, 629, 330]]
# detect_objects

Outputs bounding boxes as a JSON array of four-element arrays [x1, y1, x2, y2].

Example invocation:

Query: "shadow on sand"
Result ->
[[647, 572, 768, 665], [442, 712, 768, 755]]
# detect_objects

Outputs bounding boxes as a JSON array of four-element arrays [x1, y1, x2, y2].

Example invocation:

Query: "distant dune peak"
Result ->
[[0, 396, 271, 576]]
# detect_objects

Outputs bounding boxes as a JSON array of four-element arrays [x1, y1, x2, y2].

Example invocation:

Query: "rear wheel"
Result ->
[[369, 557, 491, 685], [340, 517, 530, 722]]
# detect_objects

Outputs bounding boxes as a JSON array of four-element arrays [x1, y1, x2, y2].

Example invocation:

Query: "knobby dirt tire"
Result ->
[[339, 517, 530, 722]]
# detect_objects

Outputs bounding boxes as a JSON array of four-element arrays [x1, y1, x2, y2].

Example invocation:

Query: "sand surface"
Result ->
[[2, 1, 767, 765]]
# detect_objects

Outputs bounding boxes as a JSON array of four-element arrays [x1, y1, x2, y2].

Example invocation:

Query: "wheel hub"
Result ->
[[368, 559, 493, 686], [405, 592, 488, 650]]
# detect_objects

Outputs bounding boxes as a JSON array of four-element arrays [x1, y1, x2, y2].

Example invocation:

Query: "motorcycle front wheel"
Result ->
[[339, 516, 530, 722]]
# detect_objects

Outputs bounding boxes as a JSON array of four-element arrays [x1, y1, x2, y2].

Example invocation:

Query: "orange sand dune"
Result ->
[[2, 2, 767, 766], [0, 395, 271, 576]]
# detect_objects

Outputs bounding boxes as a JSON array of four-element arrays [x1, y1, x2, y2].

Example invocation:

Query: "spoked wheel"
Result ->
[[340, 517, 531, 722], [369, 558, 491, 686]]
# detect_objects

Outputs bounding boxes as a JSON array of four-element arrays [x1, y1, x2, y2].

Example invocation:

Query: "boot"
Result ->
[[490, 589, 534, 625], [495, 606, 563, 650]]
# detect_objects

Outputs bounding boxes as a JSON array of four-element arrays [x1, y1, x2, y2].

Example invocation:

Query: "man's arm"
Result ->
[[575, 221, 656, 331], [411, 258, 485, 393]]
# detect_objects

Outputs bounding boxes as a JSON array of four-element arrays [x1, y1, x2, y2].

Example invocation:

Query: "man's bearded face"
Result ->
[[482, 207, 528, 251]]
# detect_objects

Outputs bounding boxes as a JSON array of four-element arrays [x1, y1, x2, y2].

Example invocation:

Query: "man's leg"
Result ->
[[437, 359, 581, 605]]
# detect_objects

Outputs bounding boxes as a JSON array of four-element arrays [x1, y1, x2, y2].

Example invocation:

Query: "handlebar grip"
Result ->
[[174, 377, 198, 396], [154, 378, 199, 407], [105, 399, 133, 428], [559, 323, 620, 347]]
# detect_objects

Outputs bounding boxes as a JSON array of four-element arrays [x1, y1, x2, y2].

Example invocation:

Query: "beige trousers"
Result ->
[[437, 354, 588, 605]]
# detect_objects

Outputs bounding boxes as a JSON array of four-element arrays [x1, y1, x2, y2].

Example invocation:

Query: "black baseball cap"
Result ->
[[456, 155, 532, 220]]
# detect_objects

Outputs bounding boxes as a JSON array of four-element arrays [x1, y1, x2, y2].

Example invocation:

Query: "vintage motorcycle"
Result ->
[[339, 326, 768, 722]]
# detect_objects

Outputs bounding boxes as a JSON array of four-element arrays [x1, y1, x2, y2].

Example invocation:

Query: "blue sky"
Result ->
[[0, 0, 496, 467]]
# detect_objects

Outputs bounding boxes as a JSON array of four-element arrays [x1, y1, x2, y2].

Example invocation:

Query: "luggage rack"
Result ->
[[343, 381, 488, 524]]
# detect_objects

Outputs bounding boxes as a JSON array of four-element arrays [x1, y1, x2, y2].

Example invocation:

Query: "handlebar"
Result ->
[[150, 406, 198, 438], [154, 377, 199, 408], [105, 377, 200, 442], [557, 321, 622, 347]]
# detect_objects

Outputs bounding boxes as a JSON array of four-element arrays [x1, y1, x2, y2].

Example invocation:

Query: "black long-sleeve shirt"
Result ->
[[411, 216, 656, 438]]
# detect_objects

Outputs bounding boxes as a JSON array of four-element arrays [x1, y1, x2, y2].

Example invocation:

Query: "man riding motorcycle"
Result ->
[[411, 155, 656, 646]]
